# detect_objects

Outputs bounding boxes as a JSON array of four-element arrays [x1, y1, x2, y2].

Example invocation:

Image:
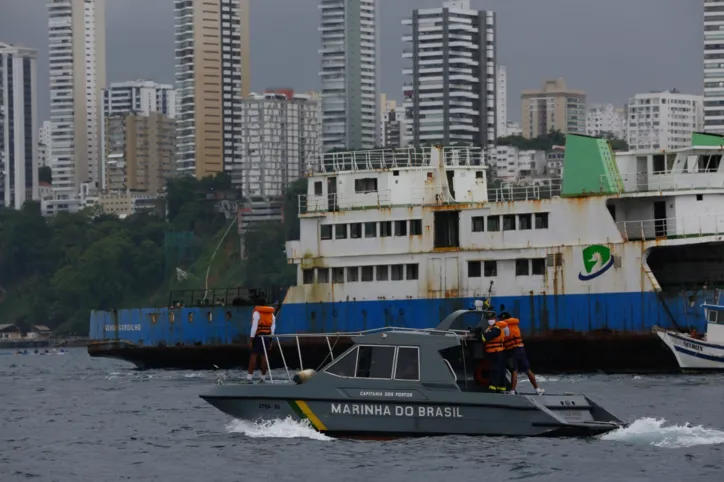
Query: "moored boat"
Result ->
[[654, 301, 724, 371], [199, 305, 625, 438]]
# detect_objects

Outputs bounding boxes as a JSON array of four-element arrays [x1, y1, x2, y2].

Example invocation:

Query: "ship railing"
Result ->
[[316, 146, 485, 173], [259, 326, 467, 384], [167, 286, 287, 308], [601, 171, 724, 194], [298, 189, 394, 215], [616, 214, 724, 241], [487, 178, 562, 202]]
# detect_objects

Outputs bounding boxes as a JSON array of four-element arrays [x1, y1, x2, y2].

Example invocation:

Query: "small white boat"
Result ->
[[654, 303, 724, 371]]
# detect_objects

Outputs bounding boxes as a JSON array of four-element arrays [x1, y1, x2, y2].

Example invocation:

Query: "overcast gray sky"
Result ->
[[0, 0, 704, 122]]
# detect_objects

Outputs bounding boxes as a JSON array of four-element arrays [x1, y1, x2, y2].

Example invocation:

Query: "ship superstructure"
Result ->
[[280, 133, 724, 337]]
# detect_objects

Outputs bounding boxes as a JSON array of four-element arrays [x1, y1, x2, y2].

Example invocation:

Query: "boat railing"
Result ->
[[259, 326, 468, 384], [487, 179, 562, 202], [616, 214, 724, 241], [600, 171, 724, 194]]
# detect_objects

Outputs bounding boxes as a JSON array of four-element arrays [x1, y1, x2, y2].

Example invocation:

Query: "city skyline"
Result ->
[[0, 0, 704, 123]]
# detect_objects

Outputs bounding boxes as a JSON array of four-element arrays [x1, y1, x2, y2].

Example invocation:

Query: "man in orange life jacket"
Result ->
[[479, 316, 509, 393], [500, 313, 544, 395], [246, 299, 276, 383]]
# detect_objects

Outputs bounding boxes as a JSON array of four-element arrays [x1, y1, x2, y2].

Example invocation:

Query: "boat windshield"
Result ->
[[324, 344, 421, 382]]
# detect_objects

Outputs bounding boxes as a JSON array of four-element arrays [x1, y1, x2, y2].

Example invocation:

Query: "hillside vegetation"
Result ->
[[0, 174, 304, 335]]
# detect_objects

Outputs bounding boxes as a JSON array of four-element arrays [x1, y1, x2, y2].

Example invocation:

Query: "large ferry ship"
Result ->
[[88, 132, 724, 371]]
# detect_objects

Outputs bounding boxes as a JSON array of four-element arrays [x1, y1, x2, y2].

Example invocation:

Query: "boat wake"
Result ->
[[601, 417, 724, 448], [225, 416, 331, 441]]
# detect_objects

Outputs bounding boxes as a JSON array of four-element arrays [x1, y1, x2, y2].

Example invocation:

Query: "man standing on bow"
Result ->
[[246, 298, 276, 383]]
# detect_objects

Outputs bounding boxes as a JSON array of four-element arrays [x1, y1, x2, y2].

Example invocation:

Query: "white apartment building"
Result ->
[[319, 0, 379, 151], [496, 64, 507, 138], [0, 43, 39, 209], [237, 92, 321, 197], [402, 0, 496, 153], [103, 80, 176, 118], [493, 145, 545, 183], [175, 0, 250, 178], [48, 0, 106, 196], [38, 120, 51, 168], [586, 103, 626, 139], [704, 0, 724, 133], [505, 121, 522, 137], [626, 90, 704, 152]]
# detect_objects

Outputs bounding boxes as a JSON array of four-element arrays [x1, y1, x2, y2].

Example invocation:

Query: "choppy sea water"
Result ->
[[1, 348, 723, 482]]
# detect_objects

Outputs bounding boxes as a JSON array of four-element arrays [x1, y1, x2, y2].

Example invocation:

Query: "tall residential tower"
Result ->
[[704, 1, 724, 133], [174, 0, 250, 178], [0, 43, 39, 209], [47, 0, 106, 194], [402, 0, 496, 152], [319, 0, 379, 151]]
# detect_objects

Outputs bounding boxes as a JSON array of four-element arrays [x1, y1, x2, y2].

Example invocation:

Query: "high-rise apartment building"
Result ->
[[402, 0, 496, 151], [103, 80, 176, 118], [379, 94, 406, 147], [626, 90, 703, 152], [175, 0, 251, 178], [586, 104, 626, 140], [704, 0, 724, 133], [237, 92, 321, 196], [521, 78, 586, 139], [104, 112, 175, 195], [319, 0, 379, 151], [38, 120, 52, 169], [0, 43, 39, 209], [48, 0, 106, 194], [101, 80, 176, 189], [496, 65, 507, 138]]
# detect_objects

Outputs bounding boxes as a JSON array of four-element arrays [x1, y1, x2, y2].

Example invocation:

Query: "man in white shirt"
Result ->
[[246, 300, 276, 383]]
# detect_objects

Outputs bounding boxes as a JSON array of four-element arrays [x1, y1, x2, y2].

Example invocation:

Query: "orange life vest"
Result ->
[[484, 321, 507, 353], [254, 306, 275, 336], [503, 318, 524, 350]]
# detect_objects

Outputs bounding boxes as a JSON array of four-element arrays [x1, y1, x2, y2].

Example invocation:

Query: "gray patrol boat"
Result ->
[[200, 306, 625, 438]]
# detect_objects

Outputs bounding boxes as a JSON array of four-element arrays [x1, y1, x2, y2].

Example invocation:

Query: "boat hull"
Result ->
[[200, 390, 622, 438], [655, 329, 724, 371]]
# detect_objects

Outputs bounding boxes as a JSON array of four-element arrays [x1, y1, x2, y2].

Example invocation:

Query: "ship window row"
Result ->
[[325, 345, 420, 381], [467, 258, 546, 277], [303, 264, 420, 284], [320, 219, 423, 240], [471, 212, 549, 232]]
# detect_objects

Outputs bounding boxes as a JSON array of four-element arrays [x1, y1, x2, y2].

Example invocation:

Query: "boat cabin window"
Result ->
[[356, 345, 395, 379], [324, 345, 419, 380], [708, 309, 720, 324], [325, 346, 359, 377], [394, 347, 420, 381]]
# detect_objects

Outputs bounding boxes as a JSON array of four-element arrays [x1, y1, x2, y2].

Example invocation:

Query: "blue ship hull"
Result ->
[[89, 290, 709, 347]]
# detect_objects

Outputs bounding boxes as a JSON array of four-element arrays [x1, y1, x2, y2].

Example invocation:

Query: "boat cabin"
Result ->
[[702, 303, 724, 344], [260, 306, 497, 392]]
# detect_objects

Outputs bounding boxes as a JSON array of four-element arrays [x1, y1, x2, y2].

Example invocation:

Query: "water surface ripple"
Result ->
[[1, 349, 722, 481]]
